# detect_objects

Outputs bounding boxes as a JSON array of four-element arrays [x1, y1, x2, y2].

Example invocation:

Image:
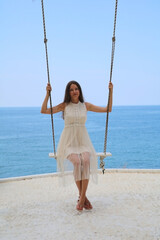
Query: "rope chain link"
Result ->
[[41, 0, 56, 156], [104, 0, 118, 154]]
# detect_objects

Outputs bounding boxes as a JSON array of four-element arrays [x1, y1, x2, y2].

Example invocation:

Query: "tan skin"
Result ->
[[41, 82, 113, 209]]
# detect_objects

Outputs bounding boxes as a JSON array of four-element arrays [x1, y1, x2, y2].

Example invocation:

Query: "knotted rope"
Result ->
[[41, 0, 56, 156], [101, 0, 118, 173]]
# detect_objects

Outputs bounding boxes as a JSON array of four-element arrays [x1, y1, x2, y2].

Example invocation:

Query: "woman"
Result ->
[[41, 81, 113, 211]]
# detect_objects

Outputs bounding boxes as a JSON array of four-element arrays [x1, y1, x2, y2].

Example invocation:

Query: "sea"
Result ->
[[0, 106, 160, 179]]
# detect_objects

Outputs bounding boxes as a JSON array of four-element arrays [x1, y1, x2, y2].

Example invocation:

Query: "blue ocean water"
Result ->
[[0, 106, 160, 178]]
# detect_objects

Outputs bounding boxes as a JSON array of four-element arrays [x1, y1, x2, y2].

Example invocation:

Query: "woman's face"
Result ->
[[69, 84, 80, 103]]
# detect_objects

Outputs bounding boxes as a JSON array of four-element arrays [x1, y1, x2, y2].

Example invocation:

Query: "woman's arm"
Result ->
[[85, 82, 113, 113], [41, 83, 65, 114]]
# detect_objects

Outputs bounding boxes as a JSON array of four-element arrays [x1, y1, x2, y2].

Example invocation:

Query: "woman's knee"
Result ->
[[69, 154, 81, 167], [81, 152, 90, 166]]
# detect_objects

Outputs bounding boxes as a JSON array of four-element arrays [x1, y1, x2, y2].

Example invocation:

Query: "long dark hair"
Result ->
[[62, 81, 84, 118], [63, 81, 84, 103]]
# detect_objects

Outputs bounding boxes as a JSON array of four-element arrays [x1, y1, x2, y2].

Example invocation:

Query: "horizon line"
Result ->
[[0, 104, 160, 108]]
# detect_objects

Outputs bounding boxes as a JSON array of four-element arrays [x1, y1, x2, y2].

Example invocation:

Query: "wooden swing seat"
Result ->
[[49, 152, 112, 160]]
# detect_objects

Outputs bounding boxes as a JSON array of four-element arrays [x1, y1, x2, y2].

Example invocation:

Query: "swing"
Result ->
[[40, 0, 118, 173]]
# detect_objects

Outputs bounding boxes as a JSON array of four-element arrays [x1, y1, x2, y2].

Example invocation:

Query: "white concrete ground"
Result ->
[[0, 170, 160, 240]]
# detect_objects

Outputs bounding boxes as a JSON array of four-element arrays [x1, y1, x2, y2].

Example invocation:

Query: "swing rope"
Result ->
[[41, 0, 56, 156], [104, 0, 118, 154], [99, 0, 118, 173]]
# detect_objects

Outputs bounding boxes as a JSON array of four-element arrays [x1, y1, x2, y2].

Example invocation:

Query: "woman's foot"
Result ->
[[76, 202, 84, 211], [84, 197, 93, 210], [76, 195, 86, 211], [77, 196, 92, 209]]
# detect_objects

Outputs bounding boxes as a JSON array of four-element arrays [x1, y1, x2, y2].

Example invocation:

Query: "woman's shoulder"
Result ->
[[84, 102, 90, 111]]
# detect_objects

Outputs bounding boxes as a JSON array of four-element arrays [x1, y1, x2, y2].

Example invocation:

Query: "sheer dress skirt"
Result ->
[[67, 152, 90, 181]]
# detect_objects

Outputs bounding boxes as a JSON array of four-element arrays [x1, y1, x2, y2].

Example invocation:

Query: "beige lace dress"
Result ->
[[57, 101, 98, 184]]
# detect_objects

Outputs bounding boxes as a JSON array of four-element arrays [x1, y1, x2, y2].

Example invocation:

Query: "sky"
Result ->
[[0, 0, 160, 107]]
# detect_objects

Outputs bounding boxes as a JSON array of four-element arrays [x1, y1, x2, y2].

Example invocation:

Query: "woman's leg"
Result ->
[[68, 153, 81, 181], [76, 152, 90, 200], [79, 179, 89, 204], [68, 152, 92, 209], [78, 152, 90, 206], [76, 180, 81, 197], [81, 152, 90, 180], [77, 179, 92, 209], [68, 154, 82, 197]]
